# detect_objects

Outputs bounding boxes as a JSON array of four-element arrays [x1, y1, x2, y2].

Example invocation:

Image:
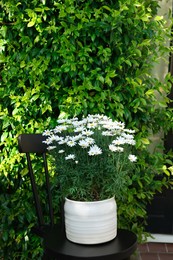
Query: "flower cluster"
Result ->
[[43, 114, 137, 162], [43, 114, 137, 201]]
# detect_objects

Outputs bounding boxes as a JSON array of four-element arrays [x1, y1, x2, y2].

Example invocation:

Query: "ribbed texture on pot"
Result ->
[[64, 197, 117, 244]]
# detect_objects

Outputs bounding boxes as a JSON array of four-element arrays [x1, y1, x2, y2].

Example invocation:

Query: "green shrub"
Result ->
[[0, 0, 173, 258]]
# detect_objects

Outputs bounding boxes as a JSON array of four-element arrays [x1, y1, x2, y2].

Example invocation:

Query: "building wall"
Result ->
[[149, 0, 172, 153]]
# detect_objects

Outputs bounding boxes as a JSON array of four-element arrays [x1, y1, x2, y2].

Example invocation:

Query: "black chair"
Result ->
[[18, 134, 137, 260]]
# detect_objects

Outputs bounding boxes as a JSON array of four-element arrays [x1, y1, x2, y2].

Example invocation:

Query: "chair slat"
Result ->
[[18, 134, 54, 229], [43, 153, 54, 226], [26, 152, 44, 226]]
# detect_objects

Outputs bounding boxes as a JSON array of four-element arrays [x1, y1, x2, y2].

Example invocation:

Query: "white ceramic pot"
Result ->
[[64, 197, 117, 244]]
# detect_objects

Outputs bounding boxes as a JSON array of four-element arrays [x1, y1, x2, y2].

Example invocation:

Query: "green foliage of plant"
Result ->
[[0, 0, 173, 258]]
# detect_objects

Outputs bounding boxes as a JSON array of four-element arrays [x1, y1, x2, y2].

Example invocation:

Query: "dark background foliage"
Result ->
[[0, 0, 173, 258]]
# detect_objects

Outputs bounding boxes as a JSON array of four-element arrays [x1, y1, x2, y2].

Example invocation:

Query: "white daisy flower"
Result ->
[[43, 140, 50, 144], [72, 121, 80, 127], [58, 139, 66, 145], [54, 125, 68, 133], [43, 136, 56, 145], [82, 129, 94, 136], [57, 119, 66, 123], [109, 144, 117, 152], [102, 122, 114, 130], [67, 140, 76, 147], [87, 122, 97, 129], [102, 131, 114, 136], [58, 150, 65, 153], [47, 146, 56, 150], [88, 145, 102, 156], [54, 136, 64, 142], [80, 118, 87, 125], [85, 137, 95, 145], [87, 116, 96, 123], [78, 140, 90, 148], [114, 121, 125, 129], [74, 126, 85, 132], [125, 139, 136, 145], [72, 134, 83, 141], [128, 154, 137, 162], [124, 129, 135, 133], [65, 154, 75, 160], [43, 130, 52, 136], [122, 133, 134, 139], [109, 145, 124, 152], [112, 137, 126, 145]]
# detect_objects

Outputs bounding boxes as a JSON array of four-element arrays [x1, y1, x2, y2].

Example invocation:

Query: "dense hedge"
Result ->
[[0, 0, 173, 258]]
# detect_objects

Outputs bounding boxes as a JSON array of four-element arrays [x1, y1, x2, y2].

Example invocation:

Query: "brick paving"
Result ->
[[137, 242, 173, 260]]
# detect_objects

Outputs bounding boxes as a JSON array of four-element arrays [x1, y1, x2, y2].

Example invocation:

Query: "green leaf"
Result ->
[[141, 138, 150, 145], [102, 6, 111, 12], [97, 75, 105, 83], [1, 131, 8, 142], [105, 77, 112, 86], [125, 60, 132, 66], [35, 8, 43, 12], [145, 89, 154, 96], [154, 16, 163, 21], [27, 20, 36, 27]]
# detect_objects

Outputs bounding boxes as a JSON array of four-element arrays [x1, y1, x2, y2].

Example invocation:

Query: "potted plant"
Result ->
[[43, 114, 137, 244]]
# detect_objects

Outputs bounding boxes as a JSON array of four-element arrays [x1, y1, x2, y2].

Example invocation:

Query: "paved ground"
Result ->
[[136, 242, 173, 260]]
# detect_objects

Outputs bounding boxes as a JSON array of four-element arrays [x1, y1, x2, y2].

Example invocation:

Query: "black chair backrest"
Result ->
[[18, 134, 54, 228]]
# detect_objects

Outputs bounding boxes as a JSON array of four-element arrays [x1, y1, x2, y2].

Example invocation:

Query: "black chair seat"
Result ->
[[43, 224, 137, 260]]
